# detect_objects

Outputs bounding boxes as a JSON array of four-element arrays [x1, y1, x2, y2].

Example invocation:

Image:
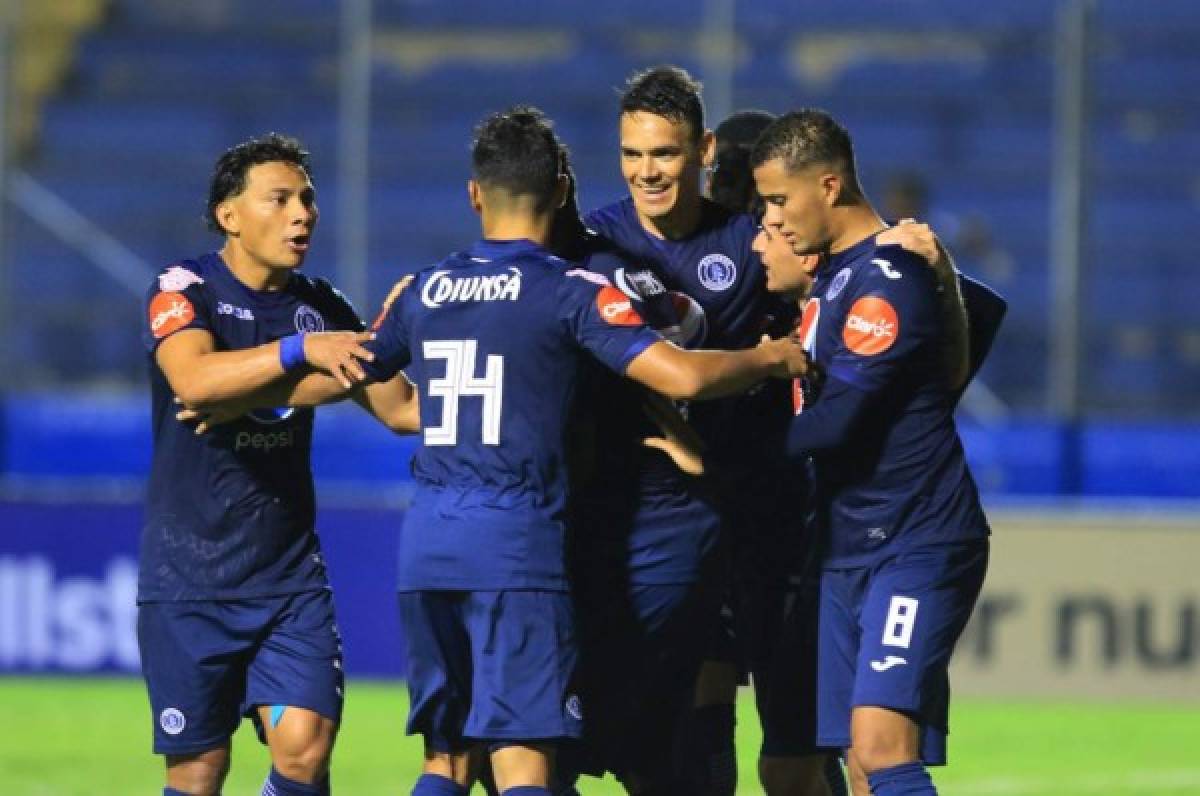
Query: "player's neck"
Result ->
[[219, 243, 290, 292], [481, 212, 553, 246], [636, 197, 702, 242], [828, 204, 887, 255]]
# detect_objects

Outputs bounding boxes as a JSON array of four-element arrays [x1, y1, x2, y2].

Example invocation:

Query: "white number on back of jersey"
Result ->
[[881, 596, 919, 648], [423, 340, 503, 446]]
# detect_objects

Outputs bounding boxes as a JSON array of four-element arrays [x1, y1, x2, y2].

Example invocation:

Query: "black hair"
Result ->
[[749, 108, 861, 195], [206, 133, 310, 233], [471, 105, 562, 212], [619, 65, 705, 142], [711, 109, 776, 214]]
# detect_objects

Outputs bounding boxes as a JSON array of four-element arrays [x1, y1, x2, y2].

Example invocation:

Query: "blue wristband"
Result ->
[[279, 333, 307, 371]]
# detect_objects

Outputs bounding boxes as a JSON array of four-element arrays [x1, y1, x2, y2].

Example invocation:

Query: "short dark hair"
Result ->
[[206, 133, 310, 233], [711, 110, 776, 214], [471, 105, 561, 212], [620, 65, 705, 141], [750, 109, 860, 192]]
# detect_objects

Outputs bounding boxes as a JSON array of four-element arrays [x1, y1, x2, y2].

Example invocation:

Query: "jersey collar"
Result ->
[[467, 238, 547, 263]]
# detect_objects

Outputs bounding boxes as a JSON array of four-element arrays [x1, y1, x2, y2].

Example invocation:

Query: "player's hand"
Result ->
[[640, 394, 706, 477], [174, 397, 242, 435], [878, 218, 939, 266], [373, 275, 415, 329], [302, 331, 376, 389], [758, 333, 809, 379]]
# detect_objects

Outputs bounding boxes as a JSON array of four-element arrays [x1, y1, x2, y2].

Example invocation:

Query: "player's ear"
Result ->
[[821, 172, 842, 207], [216, 200, 239, 236], [698, 129, 716, 168], [467, 179, 483, 216]]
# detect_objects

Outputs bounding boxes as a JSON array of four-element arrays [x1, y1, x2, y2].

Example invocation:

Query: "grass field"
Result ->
[[2, 677, 1197, 795]]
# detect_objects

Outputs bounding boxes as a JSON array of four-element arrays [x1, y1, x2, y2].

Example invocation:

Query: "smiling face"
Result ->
[[217, 161, 318, 273], [619, 111, 713, 235], [752, 223, 819, 298], [752, 156, 836, 258]]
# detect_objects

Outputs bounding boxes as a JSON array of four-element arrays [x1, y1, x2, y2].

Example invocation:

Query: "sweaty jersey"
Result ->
[[140, 253, 363, 601], [585, 198, 794, 469], [793, 236, 990, 568], [363, 238, 661, 591]]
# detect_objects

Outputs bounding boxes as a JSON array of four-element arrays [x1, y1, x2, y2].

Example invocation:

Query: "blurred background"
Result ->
[[0, 0, 1197, 786]]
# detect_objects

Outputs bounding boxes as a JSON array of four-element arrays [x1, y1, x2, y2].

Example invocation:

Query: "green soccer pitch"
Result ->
[[2, 677, 1197, 795]]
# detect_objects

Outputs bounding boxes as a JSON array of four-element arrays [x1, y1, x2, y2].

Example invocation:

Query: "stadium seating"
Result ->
[[5, 0, 1198, 422]]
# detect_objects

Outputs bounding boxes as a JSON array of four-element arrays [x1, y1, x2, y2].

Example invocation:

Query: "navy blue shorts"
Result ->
[[570, 577, 721, 782], [399, 589, 582, 750], [817, 540, 988, 765], [138, 589, 344, 756]]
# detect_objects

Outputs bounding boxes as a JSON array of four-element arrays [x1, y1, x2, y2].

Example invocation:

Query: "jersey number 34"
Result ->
[[423, 340, 504, 446]]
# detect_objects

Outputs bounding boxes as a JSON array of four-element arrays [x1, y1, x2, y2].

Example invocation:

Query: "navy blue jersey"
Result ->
[[572, 234, 702, 492], [585, 198, 794, 468], [140, 253, 363, 601], [793, 238, 989, 568], [363, 239, 661, 591]]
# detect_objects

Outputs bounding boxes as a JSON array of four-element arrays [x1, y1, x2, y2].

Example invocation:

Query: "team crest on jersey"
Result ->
[[696, 253, 737, 292], [843, 296, 899, 356], [596, 285, 644, 326], [157, 265, 203, 293], [159, 708, 186, 735], [149, 291, 195, 339], [294, 305, 325, 332], [826, 268, 853, 301], [421, 267, 522, 308]]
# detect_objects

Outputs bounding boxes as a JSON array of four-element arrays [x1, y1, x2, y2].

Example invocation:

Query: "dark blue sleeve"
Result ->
[[142, 266, 212, 353], [826, 250, 939, 392], [959, 272, 1007, 392], [361, 286, 413, 381], [785, 375, 872, 458], [558, 270, 662, 373]]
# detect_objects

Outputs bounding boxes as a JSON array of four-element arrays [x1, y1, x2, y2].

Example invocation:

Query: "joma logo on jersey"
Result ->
[[422, 267, 522, 308], [217, 302, 254, 321]]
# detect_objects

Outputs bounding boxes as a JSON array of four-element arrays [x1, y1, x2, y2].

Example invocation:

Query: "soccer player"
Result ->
[[548, 147, 723, 796], [751, 109, 993, 796], [584, 66, 799, 796], [139, 133, 412, 796], [352, 107, 809, 796]]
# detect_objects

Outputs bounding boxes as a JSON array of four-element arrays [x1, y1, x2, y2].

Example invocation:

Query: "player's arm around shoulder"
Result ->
[[876, 222, 970, 390]]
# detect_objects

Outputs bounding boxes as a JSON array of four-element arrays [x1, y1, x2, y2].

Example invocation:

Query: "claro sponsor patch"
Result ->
[[596, 285, 644, 326], [843, 295, 899, 356], [148, 291, 195, 339]]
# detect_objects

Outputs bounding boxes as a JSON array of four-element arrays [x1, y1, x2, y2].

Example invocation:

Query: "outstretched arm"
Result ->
[[156, 327, 376, 409], [625, 335, 808, 401]]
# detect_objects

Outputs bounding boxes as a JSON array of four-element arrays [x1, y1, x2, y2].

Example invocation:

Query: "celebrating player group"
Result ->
[[140, 65, 1006, 796]]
